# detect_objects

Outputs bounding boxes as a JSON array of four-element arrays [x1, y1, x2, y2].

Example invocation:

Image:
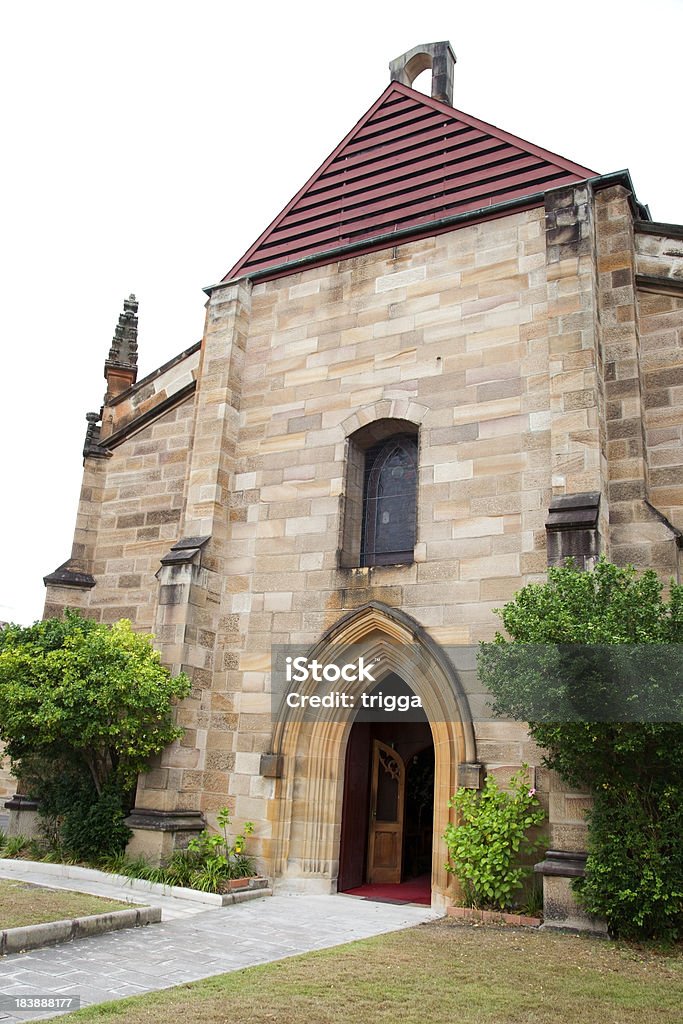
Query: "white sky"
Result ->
[[2, 0, 682, 626]]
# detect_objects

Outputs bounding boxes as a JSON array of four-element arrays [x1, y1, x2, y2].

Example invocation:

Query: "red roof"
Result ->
[[224, 82, 597, 282]]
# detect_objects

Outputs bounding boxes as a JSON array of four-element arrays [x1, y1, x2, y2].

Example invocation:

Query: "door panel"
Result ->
[[367, 740, 405, 884], [338, 723, 371, 891]]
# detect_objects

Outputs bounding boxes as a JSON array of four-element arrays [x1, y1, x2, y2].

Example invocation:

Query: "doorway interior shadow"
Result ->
[[338, 674, 434, 896]]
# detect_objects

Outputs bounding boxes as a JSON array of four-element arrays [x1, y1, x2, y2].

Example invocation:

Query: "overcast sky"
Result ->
[[1, 0, 682, 626]]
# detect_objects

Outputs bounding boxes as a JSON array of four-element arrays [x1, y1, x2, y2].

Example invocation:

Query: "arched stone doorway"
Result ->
[[268, 602, 476, 909], [338, 677, 434, 898]]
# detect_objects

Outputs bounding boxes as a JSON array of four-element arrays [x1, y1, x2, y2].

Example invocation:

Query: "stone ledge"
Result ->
[[534, 849, 587, 878], [0, 905, 161, 955], [42, 562, 96, 589], [533, 852, 608, 935], [3, 796, 38, 812], [124, 808, 206, 833]]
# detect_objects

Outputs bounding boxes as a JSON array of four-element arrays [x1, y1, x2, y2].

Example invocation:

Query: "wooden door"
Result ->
[[367, 740, 405, 884]]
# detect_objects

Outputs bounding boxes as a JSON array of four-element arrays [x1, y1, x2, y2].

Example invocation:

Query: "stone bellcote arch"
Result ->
[[389, 41, 457, 106], [268, 602, 476, 908]]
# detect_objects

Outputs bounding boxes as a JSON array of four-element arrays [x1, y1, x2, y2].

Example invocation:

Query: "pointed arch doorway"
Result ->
[[269, 603, 476, 910], [338, 674, 434, 903]]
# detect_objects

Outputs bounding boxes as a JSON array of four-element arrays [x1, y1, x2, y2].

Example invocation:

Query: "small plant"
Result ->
[[105, 808, 257, 894], [1, 834, 32, 859], [519, 876, 544, 919], [443, 765, 545, 911], [180, 808, 256, 891]]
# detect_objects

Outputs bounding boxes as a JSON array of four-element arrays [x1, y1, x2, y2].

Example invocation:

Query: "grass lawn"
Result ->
[[0, 879, 134, 930], [61, 917, 683, 1024]]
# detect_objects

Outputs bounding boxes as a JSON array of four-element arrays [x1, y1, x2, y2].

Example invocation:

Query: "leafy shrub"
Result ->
[[443, 766, 545, 911], [479, 559, 683, 940], [0, 612, 190, 862], [59, 787, 132, 862], [576, 786, 683, 941], [19, 755, 131, 861], [0, 612, 190, 794]]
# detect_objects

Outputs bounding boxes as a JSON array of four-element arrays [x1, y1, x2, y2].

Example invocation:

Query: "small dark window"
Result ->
[[361, 435, 417, 566]]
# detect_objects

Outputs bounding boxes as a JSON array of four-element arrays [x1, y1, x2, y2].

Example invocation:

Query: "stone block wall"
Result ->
[[101, 345, 200, 441], [45, 397, 196, 629], [0, 749, 14, 802], [43, 179, 682, 886], [235, 208, 548, 648], [636, 228, 683, 530]]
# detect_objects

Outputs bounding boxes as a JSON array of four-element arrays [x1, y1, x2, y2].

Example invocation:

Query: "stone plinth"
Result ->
[[534, 849, 608, 935]]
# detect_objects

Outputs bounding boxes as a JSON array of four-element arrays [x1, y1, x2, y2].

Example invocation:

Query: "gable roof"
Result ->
[[223, 81, 597, 282]]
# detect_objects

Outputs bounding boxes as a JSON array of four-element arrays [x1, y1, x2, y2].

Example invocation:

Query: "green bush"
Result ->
[[59, 787, 132, 863], [479, 559, 683, 940], [0, 611, 190, 862], [576, 786, 683, 941], [19, 755, 132, 861], [443, 766, 545, 911]]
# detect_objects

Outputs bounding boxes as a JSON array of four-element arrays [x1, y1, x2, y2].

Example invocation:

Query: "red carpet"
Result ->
[[343, 875, 431, 905]]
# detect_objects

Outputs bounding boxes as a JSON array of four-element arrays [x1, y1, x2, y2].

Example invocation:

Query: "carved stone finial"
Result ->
[[83, 411, 110, 460], [106, 293, 138, 370], [104, 294, 139, 401]]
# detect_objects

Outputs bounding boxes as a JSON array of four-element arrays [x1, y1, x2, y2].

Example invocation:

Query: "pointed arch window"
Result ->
[[361, 435, 417, 567]]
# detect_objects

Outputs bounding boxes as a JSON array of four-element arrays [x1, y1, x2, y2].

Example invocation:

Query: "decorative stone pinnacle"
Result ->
[[83, 410, 110, 460], [106, 293, 139, 370]]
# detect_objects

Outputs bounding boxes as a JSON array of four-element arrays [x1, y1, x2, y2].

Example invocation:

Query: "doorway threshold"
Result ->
[[341, 874, 431, 906]]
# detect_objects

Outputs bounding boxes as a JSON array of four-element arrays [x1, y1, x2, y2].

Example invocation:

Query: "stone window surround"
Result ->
[[339, 417, 419, 570]]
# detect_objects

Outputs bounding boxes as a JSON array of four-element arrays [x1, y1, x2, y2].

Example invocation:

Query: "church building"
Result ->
[[41, 43, 683, 919]]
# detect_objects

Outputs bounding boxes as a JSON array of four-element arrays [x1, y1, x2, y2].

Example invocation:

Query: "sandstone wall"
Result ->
[[45, 396, 196, 629], [222, 199, 593, 835], [0, 749, 14, 803], [636, 228, 683, 528], [44, 182, 683, 878]]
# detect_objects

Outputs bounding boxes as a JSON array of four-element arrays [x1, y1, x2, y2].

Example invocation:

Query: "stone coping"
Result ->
[[534, 850, 588, 879], [1, 906, 161, 955], [0, 860, 271, 907]]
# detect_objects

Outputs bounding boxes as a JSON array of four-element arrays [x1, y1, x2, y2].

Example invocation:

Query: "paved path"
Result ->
[[0, 890, 438, 1022], [0, 860, 214, 922]]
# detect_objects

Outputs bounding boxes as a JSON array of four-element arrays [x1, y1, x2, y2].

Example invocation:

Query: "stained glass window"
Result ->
[[361, 435, 417, 566]]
